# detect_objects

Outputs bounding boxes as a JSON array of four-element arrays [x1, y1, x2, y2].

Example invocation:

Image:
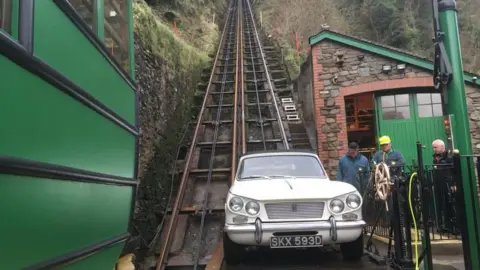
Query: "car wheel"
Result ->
[[340, 235, 364, 261], [223, 232, 244, 265]]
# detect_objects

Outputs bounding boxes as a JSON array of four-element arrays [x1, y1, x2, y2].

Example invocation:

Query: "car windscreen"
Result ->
[[237, 155, 327, 179]]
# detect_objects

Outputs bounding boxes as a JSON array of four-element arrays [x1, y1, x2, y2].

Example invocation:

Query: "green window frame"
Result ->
[[379, 92, 445, 121], [65, 0, 97, 30], [416, 93, 443, 118], [65, 0, 135, 79], [103, 0, 131, 75], [380, 93, 411, 120], [0, 0, 19, 39]]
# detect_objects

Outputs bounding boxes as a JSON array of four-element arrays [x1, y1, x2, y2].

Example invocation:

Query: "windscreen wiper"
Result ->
[[241, 175, 271, 180], [269, 175, 295, 189], [269, 175, 296, 179]]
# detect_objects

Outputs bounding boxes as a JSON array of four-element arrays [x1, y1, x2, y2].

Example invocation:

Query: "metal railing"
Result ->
[[362, 164, 462, 241]]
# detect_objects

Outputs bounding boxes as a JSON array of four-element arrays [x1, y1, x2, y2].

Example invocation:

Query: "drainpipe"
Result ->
[[438, 1, 480, 269]]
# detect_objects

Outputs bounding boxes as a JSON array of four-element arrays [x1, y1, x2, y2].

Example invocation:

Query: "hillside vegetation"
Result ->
[[255, 0, 480, 78]]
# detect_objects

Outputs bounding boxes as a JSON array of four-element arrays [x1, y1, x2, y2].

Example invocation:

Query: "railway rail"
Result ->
[[153, 0, 292, 269]]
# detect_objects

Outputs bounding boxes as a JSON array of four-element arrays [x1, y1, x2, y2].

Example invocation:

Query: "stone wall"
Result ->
[[301, 40, 480, 177], [135, 34, 169, 180], [466, 86, 480, 153], [128, 33, 206, 265], [294, 53, 314, 122], [294, 53, 318, 150]]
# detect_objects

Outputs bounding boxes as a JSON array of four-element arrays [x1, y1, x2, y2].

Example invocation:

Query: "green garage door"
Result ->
[[376, 92, 446, 166]]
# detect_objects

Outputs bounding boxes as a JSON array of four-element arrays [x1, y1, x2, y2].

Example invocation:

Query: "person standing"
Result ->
[[432, 139, 453, 164], [372, 135, 405, 166], [336, 142, 370, 194], [431, 139, 457, 233]]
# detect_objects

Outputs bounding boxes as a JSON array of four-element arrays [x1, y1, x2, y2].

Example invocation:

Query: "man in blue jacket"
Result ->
[[372, 136, 405, 166], [336, 142, 370, 194]]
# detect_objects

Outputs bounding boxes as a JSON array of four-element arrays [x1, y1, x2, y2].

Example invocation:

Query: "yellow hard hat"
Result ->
[[379, 136, 391, 145]]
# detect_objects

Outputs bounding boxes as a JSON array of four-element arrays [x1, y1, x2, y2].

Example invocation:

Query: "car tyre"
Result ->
[[340, 235, 364, 261], [223, 232, 244, 265]]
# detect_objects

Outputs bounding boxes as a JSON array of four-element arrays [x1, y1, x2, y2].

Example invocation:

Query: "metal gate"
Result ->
[[363, 142, 480, 269]]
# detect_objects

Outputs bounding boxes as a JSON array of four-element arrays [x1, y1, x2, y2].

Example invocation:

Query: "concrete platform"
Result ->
[[365, 235, 465, 270], [226, 235, 466, 270], [226, 247, 385, 269]]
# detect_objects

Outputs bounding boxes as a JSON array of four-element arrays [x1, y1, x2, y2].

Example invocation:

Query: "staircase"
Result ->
[[262, 38, 315, 151]]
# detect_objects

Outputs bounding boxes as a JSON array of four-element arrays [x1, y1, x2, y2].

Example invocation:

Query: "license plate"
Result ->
[[270, 235, 323, 248]]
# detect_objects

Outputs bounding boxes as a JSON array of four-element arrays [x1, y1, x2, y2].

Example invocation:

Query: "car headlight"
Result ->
[[245, 201, 260, 215], [330, 199, 345, 213], [346, 194, 361, 209], [229, 197, 244, 212]]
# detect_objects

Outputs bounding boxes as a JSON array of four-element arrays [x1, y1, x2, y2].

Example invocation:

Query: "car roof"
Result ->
[[239, 149, 319, 159]]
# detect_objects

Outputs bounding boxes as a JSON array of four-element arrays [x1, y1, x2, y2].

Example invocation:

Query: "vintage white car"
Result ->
[[223, 150, 366, 264]]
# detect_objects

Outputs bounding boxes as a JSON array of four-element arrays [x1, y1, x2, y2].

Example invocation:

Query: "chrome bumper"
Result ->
[[224, 216, 366, 244]]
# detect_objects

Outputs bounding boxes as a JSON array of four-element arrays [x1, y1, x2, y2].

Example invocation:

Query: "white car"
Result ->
[[223, 150, 366, 264]]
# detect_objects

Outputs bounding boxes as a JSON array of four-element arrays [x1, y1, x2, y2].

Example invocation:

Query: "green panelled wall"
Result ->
[[33, 1, 135, 124], [1, 0, 137, 268], [1, 175, 132, 269], [0, 55, 135, 178], [376, 92, 447, 166]]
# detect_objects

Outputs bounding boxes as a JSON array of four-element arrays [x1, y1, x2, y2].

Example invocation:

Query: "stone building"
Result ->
[[294, 29, 480, 177]]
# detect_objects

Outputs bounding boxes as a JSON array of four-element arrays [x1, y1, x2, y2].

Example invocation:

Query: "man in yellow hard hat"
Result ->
[[372, 135, 405, 166]]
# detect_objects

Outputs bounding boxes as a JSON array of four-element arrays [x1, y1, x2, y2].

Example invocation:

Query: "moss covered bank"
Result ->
[[124, 0, 225, 267]]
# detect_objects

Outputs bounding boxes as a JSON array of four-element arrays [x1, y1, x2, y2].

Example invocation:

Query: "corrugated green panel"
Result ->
[[379, 120, 419, 166], [33, 1, 135, 124], [61, 242, 124, 270], [0, 175, 132, 270], [415, 117, 446, 165], [0, 55, 135, 178]]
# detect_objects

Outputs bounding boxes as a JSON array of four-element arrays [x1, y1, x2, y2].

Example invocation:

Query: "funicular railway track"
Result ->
[[153, 0, 291, 269]]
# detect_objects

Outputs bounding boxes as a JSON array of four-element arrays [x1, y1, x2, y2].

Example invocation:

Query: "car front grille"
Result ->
[[264, 202, 325, 220]]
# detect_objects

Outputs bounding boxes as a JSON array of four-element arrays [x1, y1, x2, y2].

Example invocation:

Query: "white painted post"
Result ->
[[260, 12, 262, 28]]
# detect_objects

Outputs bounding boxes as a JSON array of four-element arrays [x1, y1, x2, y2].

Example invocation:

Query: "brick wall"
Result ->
[[307, 40, 479, 177]]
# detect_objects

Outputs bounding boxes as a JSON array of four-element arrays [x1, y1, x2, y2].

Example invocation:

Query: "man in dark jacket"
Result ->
[[431, 139, 457, 233], [336, 142, 370, 194], [432, 139, 453, 164]]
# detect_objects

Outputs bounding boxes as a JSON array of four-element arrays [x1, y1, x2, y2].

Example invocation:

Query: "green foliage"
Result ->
[[259, 0, 480, 76], [133, 0, 209, 79], [337, 0, 433, 53], [281, 46, 308, 79], [146, 0, 223, 53]]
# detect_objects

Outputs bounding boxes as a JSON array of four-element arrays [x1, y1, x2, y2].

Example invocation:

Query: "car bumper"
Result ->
[[224, 216, 366, 246]]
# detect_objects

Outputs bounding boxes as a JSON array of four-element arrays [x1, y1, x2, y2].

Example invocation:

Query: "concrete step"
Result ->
[[292, 141, 313, 147], [290, 133, 310, 140]]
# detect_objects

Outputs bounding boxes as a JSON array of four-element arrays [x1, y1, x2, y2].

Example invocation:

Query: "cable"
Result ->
[[408, 172, 419, 270], [148, 121, 191, 250]]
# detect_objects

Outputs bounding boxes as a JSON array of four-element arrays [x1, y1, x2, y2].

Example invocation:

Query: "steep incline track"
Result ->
[[152, 0, 293, 269]]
